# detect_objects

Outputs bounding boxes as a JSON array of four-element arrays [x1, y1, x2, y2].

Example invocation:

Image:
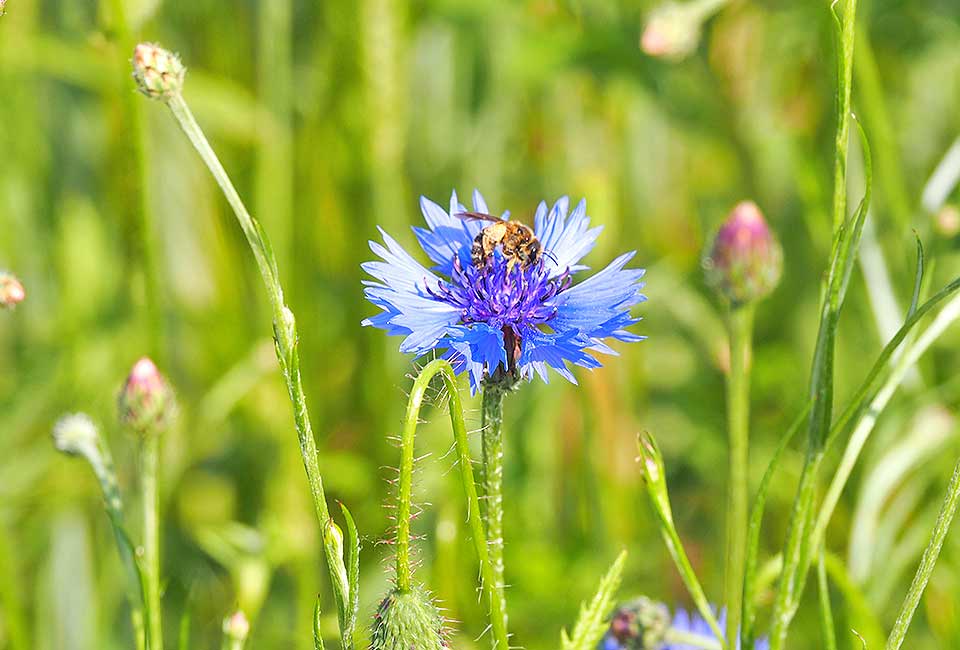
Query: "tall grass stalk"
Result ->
[[722, 303, 753, 648], [885, 457, 960, 650]]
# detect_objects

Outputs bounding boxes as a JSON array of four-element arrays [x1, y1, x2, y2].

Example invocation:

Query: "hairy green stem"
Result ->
[[885, 457, 960, 650], [723, 304, 753, 647], [398, 360, 510, 649], [481, 384, 508, 632], [142, 435, 162, 650], [160, 91, 344, 638], [96, 438, 147, 650]]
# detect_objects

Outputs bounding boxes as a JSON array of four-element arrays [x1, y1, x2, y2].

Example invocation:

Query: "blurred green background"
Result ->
[[2, 0, 960, 648]]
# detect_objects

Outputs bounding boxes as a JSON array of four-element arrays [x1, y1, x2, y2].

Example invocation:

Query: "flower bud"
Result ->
[[371, 587, 447, 650], [703, 201, 783, 306], [0, 272, 25, 308], [132, 42, 185, 100], [52, 413, 100, 459], [640, 2, 704, 61], [935, 205, 960, 238], [600, 597, 672, 650], [118, 357, 175, 435], [222, 610, 250, 644]]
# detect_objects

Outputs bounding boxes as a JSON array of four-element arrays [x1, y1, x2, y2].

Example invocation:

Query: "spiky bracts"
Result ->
[[371, 587, 448, 650]]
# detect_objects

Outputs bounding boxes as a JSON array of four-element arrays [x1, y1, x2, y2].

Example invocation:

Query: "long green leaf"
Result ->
[[885, 456, 960, 650], [740, 402, 811, 649], [339, 503, 361, 648], [561, 551, 627, 650]]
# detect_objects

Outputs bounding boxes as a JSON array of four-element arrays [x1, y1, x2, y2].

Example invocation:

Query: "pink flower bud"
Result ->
[[641, 2, 703, 60], [118, 357, 175, 434], [132, 43, 185, 100], [222, 611, 250, 642], [703, 201, 783, 306], [0, 272, 25, 308]]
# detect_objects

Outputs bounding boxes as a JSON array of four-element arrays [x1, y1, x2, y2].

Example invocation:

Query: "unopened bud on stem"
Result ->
[[371, 587, 447, 650], [52, 413, 101, 459], [703, 201, 783, 306], [132, 42, 185, 100], [222, 610, 250, 647], [601, 597, 672, 650], [0, 272, 25, 308], [118, 357, 175, 435]]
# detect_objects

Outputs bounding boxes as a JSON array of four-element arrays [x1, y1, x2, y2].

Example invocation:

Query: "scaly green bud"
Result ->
[[132, 42, 185, 100], [0, 271, 25, 308], [602, 597, 672, 650], [370, 588, 447, 650], [118, 357, 175, 435], [703, 201, 783, 306]]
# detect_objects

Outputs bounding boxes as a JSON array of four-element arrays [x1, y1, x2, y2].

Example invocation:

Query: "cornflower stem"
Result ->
[[163, 93, 330, 528], [885, 457, 960, 650], [95, 439, 147, 650], [722, 303, 753, 648], [161, 89, 356, 642], [397, 360, 510, 649], [480, 382, 508, 631], [142, 435, 162, 650]]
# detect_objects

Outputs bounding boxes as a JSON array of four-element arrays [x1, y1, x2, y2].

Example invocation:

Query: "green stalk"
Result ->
[[722, 304, 753, 647], [480, 383, 508, 632], [831, 0, 857, 230], [885, 457, 960, 650], [156, 90, 347, 635], [397, 360, 509, 649], [163, 93, 330, 528], [817, 553, 838, 650], [142, 435, 162, 650]]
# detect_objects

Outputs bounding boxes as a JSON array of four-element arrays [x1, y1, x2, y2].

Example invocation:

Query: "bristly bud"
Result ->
[[52, 413, 101, 459], [600, 597, 672, 650], [132, 42, 185, 100], [118, 357, 175, 435], [640, 2, 707, 61], [370, 587, 447, 650], [222, 610, 250, 646], [703, 201, 783, 306], [0, 272, 25, 308]]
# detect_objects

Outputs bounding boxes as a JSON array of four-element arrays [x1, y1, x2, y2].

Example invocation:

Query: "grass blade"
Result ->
[[339, 503, 361, 648], [817, 552, 838, 650], [885, 457, 960, 650]]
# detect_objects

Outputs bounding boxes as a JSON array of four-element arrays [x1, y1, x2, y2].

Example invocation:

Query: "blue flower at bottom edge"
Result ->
[[362, 190, 647, 393], [598, 601, 769, 650]]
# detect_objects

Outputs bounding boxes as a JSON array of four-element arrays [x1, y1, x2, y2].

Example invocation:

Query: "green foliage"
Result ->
[[561, 551, 627, 650]]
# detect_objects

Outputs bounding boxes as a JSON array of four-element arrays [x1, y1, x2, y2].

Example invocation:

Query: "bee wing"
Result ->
[[455, 211, 504, 223]]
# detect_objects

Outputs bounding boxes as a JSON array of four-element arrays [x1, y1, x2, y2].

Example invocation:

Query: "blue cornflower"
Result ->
[[664, 608, 769, 650], [362, 190, 646, 392], [598, 601, 769, 650]]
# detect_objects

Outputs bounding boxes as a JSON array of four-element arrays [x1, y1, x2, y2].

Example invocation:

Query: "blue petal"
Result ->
[[548, 252, 646, 335], [518, 328, 601, 384], [534, 197, 604, 278], [443, 324, 506, 394], [362, 228, 461, 355]]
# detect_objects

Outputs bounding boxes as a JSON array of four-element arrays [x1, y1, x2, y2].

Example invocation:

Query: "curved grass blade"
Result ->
[[637, 432, 727, 649], [885, 457, 960, 650], [908, 234, 924, 319]]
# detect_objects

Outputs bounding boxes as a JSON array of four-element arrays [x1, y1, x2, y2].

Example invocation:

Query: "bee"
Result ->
[[456, 212, 543, 270]]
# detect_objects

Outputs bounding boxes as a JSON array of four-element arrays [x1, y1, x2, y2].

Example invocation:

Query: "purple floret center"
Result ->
[[430, 254, 570, 336]]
